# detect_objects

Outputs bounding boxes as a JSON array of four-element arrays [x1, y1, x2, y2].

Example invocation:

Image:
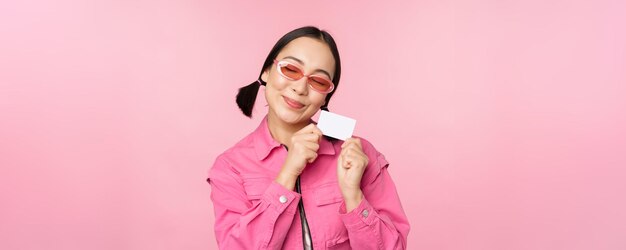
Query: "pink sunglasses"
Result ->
[[273, 59, 335, 94]]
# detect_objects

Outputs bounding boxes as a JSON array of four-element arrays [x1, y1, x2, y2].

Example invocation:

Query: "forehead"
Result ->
[[276, 37, 336, 76]]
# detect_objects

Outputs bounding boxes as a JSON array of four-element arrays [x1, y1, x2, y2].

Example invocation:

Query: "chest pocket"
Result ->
[[313, 182, 343, 206], [242, 175, 272, 201]]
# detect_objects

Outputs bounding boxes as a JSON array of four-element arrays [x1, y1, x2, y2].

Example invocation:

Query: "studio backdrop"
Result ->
[[1, 0, 625, 249]]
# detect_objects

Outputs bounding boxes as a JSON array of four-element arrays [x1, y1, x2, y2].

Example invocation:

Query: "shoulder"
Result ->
[[210, 131, 257, 176], [351, 136, 386, 164]]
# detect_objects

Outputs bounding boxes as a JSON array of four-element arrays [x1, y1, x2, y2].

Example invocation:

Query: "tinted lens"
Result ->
[[278, 63, 303, 80], [308, 76, 334, 92]]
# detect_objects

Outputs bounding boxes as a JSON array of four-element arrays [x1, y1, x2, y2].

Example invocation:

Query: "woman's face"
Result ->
[[261, 37, 336, 125]]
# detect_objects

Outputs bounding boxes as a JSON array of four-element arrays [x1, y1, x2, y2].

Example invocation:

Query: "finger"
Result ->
[[343, 157, 362, 170], [341, 154, 351, 169], [342, 142, 356, 151], [294, 124, 314, 137], [294, 133, 319, 143], [293, 133, 321, 145], [298, 123, 323, 137], [342, 143, 362, 155], [307, 152, 318, 163], [310, 125, 323, 137], [309, 126, 323, 143], [344, 138, 362, 149], [345, 158, 357, 169], [344, 148, 368, 167], [301, 141, 320, 152], [341, 139, 355, 149], [305, 132, 322, 143]]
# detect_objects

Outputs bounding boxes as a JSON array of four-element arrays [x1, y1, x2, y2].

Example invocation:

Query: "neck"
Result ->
[[266, 112, 311, 147]]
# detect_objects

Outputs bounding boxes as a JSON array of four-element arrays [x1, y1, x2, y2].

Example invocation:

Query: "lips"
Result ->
[[282, 96, 305, 109]]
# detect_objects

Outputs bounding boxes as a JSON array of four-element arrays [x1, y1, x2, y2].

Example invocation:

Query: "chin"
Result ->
[[276, 110, 305, 124], [275, 107, 314, 125]]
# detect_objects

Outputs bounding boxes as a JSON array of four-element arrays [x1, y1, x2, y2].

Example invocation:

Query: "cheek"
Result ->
[[267, 73, 290, 91], [308, 93, 327, 107]]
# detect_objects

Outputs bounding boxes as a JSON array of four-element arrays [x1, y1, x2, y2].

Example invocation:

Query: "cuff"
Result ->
[[262, 181, 301, 214], [338, 197, 377, 228]]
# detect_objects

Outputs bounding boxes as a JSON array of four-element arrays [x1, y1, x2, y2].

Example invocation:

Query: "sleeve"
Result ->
[[337, 142, 411, 250], [207, 156, 301, 249]]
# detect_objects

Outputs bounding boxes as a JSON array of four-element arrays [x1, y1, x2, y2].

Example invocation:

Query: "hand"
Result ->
[[275, 124, 322, 190], [337, 138, 369, 211]]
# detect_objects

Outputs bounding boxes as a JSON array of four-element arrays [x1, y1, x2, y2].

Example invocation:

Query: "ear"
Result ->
[[261, 69, 269, 83]]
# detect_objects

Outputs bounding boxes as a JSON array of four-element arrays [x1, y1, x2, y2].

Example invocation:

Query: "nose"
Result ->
[[291, 76, 308, 95]]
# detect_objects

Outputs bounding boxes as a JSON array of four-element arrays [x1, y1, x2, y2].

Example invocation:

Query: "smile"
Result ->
[[282, 96, 305, 109]]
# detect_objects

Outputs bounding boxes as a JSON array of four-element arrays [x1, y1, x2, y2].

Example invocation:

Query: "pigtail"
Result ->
[[236, 80, 264, 118]]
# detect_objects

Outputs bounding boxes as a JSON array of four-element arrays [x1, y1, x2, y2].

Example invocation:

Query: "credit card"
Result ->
[[317, 111, 356, 140]]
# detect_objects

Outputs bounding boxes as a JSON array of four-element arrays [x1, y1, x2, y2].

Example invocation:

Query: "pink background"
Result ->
[[1, 0, 625, 249]]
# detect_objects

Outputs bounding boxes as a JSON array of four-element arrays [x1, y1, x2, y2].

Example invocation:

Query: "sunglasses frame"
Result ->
[[273, 59, 335, 94]]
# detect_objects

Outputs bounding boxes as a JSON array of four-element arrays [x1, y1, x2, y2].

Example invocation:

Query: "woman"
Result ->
[[208, 26, 410, 249]]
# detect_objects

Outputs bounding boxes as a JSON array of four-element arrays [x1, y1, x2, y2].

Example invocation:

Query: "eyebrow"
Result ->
[[281, 56, 332, 79]]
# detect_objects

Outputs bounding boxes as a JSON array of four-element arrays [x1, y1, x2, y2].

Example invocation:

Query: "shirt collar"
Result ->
[[253, 116, 336, 161]]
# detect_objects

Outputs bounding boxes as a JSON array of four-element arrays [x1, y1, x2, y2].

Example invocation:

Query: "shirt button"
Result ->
[[279, 195, 287, 204], [362, 209, 369, 218]]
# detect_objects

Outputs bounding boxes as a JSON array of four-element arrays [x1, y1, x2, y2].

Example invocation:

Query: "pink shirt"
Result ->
[[208, 117, 410, 249]]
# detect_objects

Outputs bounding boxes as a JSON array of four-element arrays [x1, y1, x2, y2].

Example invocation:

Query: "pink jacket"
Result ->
[[208, 117, 410, 249]]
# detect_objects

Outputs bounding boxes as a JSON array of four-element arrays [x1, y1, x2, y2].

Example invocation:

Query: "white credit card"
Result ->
[[317, 110, 356, 140]]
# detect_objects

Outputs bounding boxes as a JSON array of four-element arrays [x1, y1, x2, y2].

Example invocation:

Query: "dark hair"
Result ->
[[236, 26, 342, 117]]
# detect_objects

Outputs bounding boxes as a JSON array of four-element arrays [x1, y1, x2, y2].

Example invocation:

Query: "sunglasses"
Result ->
[[273, 59, 335, 94]]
